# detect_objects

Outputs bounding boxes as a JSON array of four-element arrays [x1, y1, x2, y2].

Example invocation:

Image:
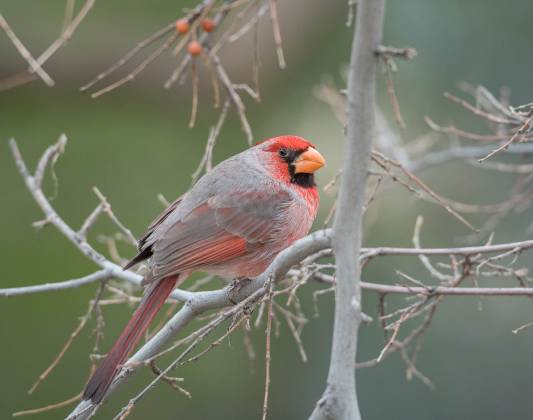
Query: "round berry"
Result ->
[[201, 18, 216, 33], [175, 19, 190, 34], [187, 41, 203, 56]]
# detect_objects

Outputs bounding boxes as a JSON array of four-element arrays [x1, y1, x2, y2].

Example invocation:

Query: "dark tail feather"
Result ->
[[83, 276, 178, 404]]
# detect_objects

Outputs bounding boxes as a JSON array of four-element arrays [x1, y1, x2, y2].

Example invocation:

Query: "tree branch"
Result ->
[[311, 272, 533, 296], [309, 1, 385, 419], [361, 240, 533, 258], [407, 143, 533, 173], [0, 270, 110, 297], [0, 14, 54, 86], [66, 229, 332, 419], [34, 0, 96, 68], [8, 138, 194, 303]]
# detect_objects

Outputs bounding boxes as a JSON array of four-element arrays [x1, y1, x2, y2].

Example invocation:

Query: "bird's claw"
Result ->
[[228, 277, 252, 305]]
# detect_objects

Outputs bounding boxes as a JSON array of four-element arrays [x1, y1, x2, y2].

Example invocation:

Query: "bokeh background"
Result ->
[[2, 1, 533, 419]]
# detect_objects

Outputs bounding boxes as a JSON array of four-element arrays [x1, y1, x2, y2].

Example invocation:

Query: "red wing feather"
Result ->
[[148, 204, 249, 281], [146, 190, 293, 283]]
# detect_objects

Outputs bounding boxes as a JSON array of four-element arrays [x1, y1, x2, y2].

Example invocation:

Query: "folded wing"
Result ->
[[142, 188, 295, 283]]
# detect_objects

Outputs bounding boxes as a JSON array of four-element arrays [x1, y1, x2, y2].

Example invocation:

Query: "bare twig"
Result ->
[[407, 142, 533, 173], [412, 216, 451, 282], [82, 22, 176, 91], [478, 110, 533, 162], [375, 45, 417, 60], [228, 2, 269, 43], [268, 0, 286, 69], [372, 151, 478, 231], [444, 91, 514, 125], [90, 32, 179, 98], [312, 271, 533, 296], [36, 0, 96, 67], [0, 270, 110, 297], [0, 14, 54, 86], [92, 187, 138, 245], [211, 52, 254, 144], [192, 98, 232, 183], [262, 281, 275, 420], [512, 321, 533, 334], [61, 0, 76, 32], [28, 284, 106, 395], [9, 138, 193, 303], [83, 0, 220, 92], [13, 393, 82, 417], [381, 56, 406, 128], [149, 362, 191, 398], [189, 59, 200, 128]]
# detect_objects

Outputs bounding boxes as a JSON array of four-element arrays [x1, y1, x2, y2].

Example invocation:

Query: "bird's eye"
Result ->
[[278, 148, 289, 158]]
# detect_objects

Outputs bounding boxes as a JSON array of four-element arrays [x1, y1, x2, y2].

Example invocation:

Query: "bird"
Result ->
[[82, 135, 325, 404]]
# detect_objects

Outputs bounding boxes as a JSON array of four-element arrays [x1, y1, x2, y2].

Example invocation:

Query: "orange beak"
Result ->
[[293, 147, 326, 174]]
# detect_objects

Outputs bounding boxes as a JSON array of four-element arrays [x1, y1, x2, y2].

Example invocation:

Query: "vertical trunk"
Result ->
[[309, 1, 385, 419]]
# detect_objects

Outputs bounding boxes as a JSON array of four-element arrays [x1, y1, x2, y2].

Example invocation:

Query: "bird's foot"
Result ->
[[228, 277, 252, 305]]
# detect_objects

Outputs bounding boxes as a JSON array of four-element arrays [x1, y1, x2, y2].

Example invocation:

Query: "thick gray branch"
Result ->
[[66, 229, 332, 419], [309, 1, 385, 419]]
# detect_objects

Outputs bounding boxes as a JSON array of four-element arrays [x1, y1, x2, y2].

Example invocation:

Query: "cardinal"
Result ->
[[82, 135, 325, 404]]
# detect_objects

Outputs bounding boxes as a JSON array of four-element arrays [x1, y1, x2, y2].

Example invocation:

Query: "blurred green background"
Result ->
[[2, 1, 533, 419]]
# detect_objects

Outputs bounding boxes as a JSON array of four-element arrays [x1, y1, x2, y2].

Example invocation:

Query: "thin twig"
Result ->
[[93, 187, 138, 245], [210, 52, 253, 144], [262, 280, 274, 420], [0, 271, 110, 297], [61, 0, 76, 32], [372, 151, 478, 231], [13, 393, 82, 417], [0, 14, 54, 86], [375, 45, 417, 60], [228, 2, 269, 43], [478, 111, 533, 162], [28, 283, 106, 394], [90, 32, 179, 98], [82, 22, 175, 91], [9, 138, 193, 302], [189, 59, 200, 128], [444, 91, 514, 125], [149, 362, 191, 398], [36, 0, 96, 67], [191, 98, 231, 183], [382, 56, 406, 128], [267, 0, 286, 69]]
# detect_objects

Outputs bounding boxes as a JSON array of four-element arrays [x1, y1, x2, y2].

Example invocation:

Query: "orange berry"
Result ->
[[187, 41, 203, 56], [175, 19, 190, 34], [201, 18, 216, 33]]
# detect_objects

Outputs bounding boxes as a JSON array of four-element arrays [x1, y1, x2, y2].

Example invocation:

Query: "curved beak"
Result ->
[[293, 147, 326, 174]]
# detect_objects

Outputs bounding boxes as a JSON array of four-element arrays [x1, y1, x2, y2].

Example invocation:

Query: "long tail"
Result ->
[[82, 276, 178, 404]]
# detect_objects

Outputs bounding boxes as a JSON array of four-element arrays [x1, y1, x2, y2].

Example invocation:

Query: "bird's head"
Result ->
[[255, 135, 326, 188]]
